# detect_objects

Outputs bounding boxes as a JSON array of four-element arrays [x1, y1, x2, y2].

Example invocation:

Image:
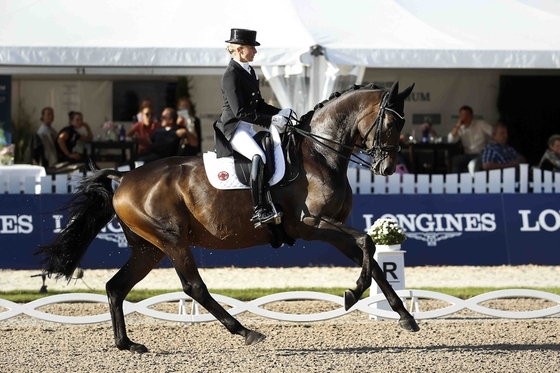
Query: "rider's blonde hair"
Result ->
[[225, 43, 242, 55]]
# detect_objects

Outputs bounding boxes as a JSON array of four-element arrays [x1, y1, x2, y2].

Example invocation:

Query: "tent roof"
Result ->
[[1, 0, 559, 70]]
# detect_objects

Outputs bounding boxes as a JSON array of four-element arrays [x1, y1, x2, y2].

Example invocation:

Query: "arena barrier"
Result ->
[[1, 289, 559, 324], [2, 190, 559, 268], [1, 164, 559, 195], [1, 164, 559, 268]]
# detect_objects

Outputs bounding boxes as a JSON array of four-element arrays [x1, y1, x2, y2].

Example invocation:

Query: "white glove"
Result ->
[[278, 108, 295, 119], [271, 114, 288, 133]]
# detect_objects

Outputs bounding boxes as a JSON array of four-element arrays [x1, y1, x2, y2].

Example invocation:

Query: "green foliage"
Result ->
[[176, 76, 192, 101], [2, 287, 559, 303], [11, 98, 36, 163]]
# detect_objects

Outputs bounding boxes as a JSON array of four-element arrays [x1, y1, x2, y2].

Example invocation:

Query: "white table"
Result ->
[[0, 165, 47, 194]]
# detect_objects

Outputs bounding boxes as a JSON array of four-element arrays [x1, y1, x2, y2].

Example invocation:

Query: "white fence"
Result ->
[[1, 289, 559, 325], [1, 164, 558, 195], [348, 164, 560, 194]]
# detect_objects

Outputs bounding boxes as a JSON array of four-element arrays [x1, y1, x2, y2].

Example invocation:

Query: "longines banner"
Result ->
[[0, 194, 558, 269]]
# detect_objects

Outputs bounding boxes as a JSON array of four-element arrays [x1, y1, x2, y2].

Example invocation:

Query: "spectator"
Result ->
[[36, 107, 59, 166], [136, 98, 153, 123], [481, 122, 526, 171], [538, 134, 560, 172], [127, 105, 161, 154], [136, 107, 187, 163], [447, 105, 492, 173], [73, 120, 93, 156], [56, 111, 92, 163], [420, 119, 437, 143], [176, 96, 201, 156]]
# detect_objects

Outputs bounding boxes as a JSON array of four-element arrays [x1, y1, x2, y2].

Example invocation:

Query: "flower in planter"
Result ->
[[0, 144, 15, 165], [103, 121, 116, 130], [102, 121, 118, 140], [367, 217, 406, 245]]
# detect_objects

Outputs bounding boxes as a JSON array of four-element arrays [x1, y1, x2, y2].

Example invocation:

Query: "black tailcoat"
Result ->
[[213, 59, 280, 157]]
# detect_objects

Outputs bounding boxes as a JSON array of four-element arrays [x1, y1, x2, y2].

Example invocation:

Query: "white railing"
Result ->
[[1, 289, 559, 324], [1, 164, 559, 194], [348, 164, 559, 194]]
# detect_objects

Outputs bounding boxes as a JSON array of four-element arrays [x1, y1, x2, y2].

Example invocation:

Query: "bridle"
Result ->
[[360, 91, 404, 154], [289, 90, 405, 169]]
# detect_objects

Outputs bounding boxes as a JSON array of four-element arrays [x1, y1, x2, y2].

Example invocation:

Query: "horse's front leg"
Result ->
[[301, 217, 374, 305], [369, 242, 419, 332], [302, 217, 419, 332]]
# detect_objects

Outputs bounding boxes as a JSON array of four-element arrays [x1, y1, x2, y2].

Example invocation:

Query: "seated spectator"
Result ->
[[176, 96, 201, 156], [538, 134, 560, 172], [136, 108, 187, 163], [73, 121, 94, 156], [36, 107, 59, 166], [56, 111, 92, 164], [127, 105, 161, 154], [447, 105, 492, 173], [420, 119, 437, 143], [135, 98, 154, 123], [481, 122, 526, 170]]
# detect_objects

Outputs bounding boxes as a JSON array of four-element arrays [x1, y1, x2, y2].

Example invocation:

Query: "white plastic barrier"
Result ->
[[3, 164, 557, 194], [1, 289, 559, 324]]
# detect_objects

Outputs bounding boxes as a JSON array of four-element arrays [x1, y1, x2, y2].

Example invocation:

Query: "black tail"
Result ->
[[35, 168, 124, 281]]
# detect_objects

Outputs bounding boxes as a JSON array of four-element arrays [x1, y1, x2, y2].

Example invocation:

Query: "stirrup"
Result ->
[[251, 209, 282, 229], [265, 190, 283, 226]]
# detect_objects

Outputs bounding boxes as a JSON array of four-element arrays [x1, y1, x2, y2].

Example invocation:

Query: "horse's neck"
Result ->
[[308, 113, 358, 171]]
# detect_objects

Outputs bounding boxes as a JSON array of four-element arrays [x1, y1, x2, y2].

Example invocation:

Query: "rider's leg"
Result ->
[[249, 154, 276, 228], [230, 123, 277, 228], [230, 122, 267, 163]]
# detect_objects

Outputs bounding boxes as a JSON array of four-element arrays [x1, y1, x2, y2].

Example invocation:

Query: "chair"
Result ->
[[467, 155, 483, 176], [27, 134, 85, 175]]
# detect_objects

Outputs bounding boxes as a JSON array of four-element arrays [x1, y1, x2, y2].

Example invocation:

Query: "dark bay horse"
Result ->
[[37, 81, 419, 353]]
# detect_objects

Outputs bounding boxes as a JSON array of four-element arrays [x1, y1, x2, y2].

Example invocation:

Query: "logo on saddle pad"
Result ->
[[217, 171, 230, 181]]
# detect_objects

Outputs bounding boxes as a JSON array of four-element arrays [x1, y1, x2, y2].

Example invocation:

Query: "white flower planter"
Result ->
[[375, 244, 402, 251]]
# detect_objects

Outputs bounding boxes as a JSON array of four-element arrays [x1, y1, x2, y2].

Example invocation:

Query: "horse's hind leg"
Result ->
[[106, 232, 165, 353], [167, 247, 266, 346]]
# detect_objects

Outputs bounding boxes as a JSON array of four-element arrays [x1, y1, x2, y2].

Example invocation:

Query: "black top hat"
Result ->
[[225, 28, 260, 46]]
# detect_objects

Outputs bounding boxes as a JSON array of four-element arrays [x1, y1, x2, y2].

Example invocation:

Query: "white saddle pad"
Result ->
[[203, 126, 285, 190]]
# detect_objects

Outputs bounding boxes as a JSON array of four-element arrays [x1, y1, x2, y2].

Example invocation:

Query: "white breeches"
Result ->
[[230, 121, 267, 163]]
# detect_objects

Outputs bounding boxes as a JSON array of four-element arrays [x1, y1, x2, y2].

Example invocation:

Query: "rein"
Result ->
[[289, 90, 402, 169]]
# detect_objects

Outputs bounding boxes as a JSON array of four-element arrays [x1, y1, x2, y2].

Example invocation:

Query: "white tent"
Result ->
[[1, 0, 559, 111]]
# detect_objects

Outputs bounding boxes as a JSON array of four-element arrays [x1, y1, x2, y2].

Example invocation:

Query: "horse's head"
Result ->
[[360, 81, 414, 175]]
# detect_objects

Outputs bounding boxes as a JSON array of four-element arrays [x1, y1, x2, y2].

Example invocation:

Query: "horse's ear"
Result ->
[[388, 81, 400, 102], [397, 83, 415, 101]]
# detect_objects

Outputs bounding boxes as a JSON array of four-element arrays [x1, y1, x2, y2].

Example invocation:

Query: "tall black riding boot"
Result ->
[[250, 155, 276, 228]]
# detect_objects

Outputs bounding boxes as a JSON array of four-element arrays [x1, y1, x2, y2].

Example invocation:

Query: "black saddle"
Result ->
[[232, 130, 299, 187]]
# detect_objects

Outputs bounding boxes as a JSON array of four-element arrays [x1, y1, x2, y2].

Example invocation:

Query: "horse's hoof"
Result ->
[[245, 330, 266, 345], [398, 317, 420, 332], [117, 341, 148, 353], [344, 289, 358, 311], [130, 343, 149, 353]]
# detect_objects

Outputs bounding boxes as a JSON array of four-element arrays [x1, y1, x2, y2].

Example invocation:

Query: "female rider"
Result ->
[[213, 28, 293, 228]]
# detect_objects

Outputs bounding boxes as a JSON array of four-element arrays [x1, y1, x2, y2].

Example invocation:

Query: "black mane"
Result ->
[[298, 83, 385, 127]]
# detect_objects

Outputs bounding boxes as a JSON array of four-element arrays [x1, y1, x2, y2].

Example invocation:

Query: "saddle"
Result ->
[[203, 125, 299, 190]]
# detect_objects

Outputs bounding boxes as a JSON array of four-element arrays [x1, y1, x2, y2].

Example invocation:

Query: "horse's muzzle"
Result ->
[[371, 158, 396, 176]]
